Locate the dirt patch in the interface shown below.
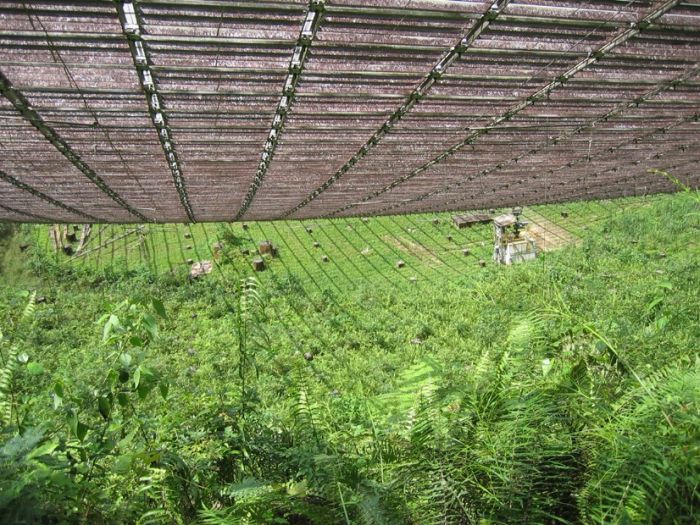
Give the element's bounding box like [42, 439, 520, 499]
[525, 211, 581, 251]
[383, 235, 443, 267]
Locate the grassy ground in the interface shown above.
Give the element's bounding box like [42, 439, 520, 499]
[31, 195, 663, 294]
[1, 193, 698, 524]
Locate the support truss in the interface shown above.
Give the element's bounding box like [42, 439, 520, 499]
[0, 0, 697, 224]
[281, 0, 512, 219]
[376, 62, 700, 215]
[408, 114, 699, 216]
[533, 140, 700, 208]
[0, 202, 56, 223]
[116, 0, 196, 223]
[233, 0, 326, 221]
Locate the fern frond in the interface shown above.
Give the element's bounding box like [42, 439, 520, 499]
[197, 507, 239, 525]
[611, 358, 681, 414]
[0, 347, 18, 427]
[136, 467, 187, 525]
[506, 313, 547, 354]
[292, 385, 322, 445]
[374, 357, 441, 428]
[21, 291, 36, 324]
[239, 277, 264, 321]
[579, 366, 700, 524]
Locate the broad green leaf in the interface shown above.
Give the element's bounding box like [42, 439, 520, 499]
[98, 396, 112, 420]
[137, 381, 154, 400]
[142, 313, 158, 340]
[118, 428, 138, 450]
[114, 454, 132, 474]
[26, 362, 44, 375]
[134, 450, 161, 465]
[656, 316, 669, 332]
[76, 421, 89, 442]
[53, 382, 64, 405]
[119, 353, 132, 368]
[152, 298, 167, 319]
[159, 380, 169, 400]
[27, 440, 58, 460]
[103, 314, 121, 342]
[645, 297, 664, 314]
[117, 392, 129, 407]
[67, 410, 78, 437]
[133, 366, 141, 389]
[107, 369, 119, 387]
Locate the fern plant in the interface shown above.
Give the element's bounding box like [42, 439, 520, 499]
[235, 277, 269, 417]
[390, 313, 586, 524]
[0, 291, 36, 429]
[0, 343, 17, 428]
[579, 362, 700, 524]
[0, 292, 69, 524]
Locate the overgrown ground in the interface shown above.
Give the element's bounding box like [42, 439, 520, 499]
[1, 194, 698, 524]
[28, 196, 659, 290]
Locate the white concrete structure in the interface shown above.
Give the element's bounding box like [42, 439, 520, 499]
[493, 213, 538, 265]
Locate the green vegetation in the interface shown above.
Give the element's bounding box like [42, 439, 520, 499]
[31, 197, 640, 288]
[1, 193, 698, 524]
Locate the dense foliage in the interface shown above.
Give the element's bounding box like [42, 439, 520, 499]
[1, 194, 698, 524]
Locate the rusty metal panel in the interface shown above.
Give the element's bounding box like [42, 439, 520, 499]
[0, 0, 698, 223]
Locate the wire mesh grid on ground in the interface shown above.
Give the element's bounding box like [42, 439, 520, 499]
[41, 194, 667, 296]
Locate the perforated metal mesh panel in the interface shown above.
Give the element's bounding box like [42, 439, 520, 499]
[1, 1, 698, 223]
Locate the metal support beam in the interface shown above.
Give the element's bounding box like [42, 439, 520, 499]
[376, 61, 700, 216]
[405, 112, 699, 216]
[0, 202, 58, 223]
[281, 0, 512, 219]
[116, 0, 196, 223]
[233, 0, 325, 221]
[0, 0, 696, 223]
